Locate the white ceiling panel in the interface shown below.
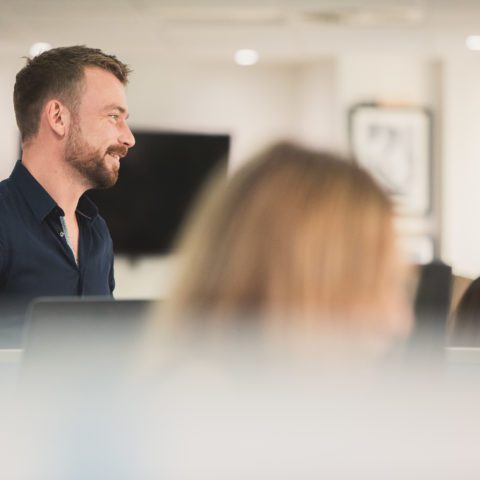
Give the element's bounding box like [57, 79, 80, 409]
[1, 0, 480, 61]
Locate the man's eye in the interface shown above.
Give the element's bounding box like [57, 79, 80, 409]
[109, 114, 119, 121]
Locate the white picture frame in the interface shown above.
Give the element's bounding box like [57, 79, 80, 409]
[349, 104, 432, 216]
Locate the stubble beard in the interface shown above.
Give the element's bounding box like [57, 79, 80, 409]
[65, 121, 127, 190]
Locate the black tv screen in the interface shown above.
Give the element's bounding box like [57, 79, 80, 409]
[88, 130, 230, 255]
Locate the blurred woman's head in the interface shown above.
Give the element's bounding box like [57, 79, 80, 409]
[167, 142, 412, 352]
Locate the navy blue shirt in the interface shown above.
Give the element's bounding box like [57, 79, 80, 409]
[0, 161, 115, 299]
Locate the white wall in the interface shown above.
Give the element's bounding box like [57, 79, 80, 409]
[442, 57, 480, 277]
[291, 60, 340, 152]
[0, 56, 23, 179]
[127, 59, 301, 171]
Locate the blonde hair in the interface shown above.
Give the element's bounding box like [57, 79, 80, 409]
[167, 142, 405, 332]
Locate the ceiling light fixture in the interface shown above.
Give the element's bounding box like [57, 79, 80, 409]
[466, 35, 480, 51]
[29, 42, 52, 58]
[234, 49, 259, 66]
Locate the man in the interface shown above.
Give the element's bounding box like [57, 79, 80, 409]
[0, 45, 135, 299]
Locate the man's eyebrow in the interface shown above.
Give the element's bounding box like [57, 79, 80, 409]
[105, 104, 130, 119]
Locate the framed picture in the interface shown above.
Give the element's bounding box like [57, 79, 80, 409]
[349, 103, 432, 216]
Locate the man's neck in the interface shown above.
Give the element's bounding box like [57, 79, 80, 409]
[22, 148, 86, 218]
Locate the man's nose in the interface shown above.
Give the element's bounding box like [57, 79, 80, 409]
[120, 123, 135, 148]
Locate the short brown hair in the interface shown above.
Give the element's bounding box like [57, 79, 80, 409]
[14, 45, 131, 141]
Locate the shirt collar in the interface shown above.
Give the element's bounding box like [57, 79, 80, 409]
[77, 194, 99, 221]
[10, 160, 99, 223]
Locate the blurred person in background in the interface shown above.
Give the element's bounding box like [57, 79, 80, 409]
[155, 142, 413, 363]
[450, 276, 480, 347]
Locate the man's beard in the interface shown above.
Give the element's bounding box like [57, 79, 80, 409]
[65, 122, 128, 190]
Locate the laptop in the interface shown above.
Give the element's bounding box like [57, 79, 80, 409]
[20, 297, 153, 387]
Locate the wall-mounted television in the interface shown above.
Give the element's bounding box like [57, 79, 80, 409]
[88, 130, 230, 256]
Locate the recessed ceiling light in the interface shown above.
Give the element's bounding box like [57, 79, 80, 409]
[466, 35, 480, 51]
[234, 49, 259, 66]
[29, 42, 52, 58]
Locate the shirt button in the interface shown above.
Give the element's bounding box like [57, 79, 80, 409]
[59, 232, 65, 237]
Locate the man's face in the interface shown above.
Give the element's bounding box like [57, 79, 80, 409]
[65, 66, 135, 189]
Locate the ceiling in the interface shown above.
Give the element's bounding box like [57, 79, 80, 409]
[2, 0, 480, 62]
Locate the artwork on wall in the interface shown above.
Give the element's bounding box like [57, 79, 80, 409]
[349, 103, 432, 216]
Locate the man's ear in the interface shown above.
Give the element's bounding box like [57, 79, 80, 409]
[44, 99, 71, 137]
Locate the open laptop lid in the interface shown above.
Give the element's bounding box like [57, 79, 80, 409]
[20, 297, 153, 387]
